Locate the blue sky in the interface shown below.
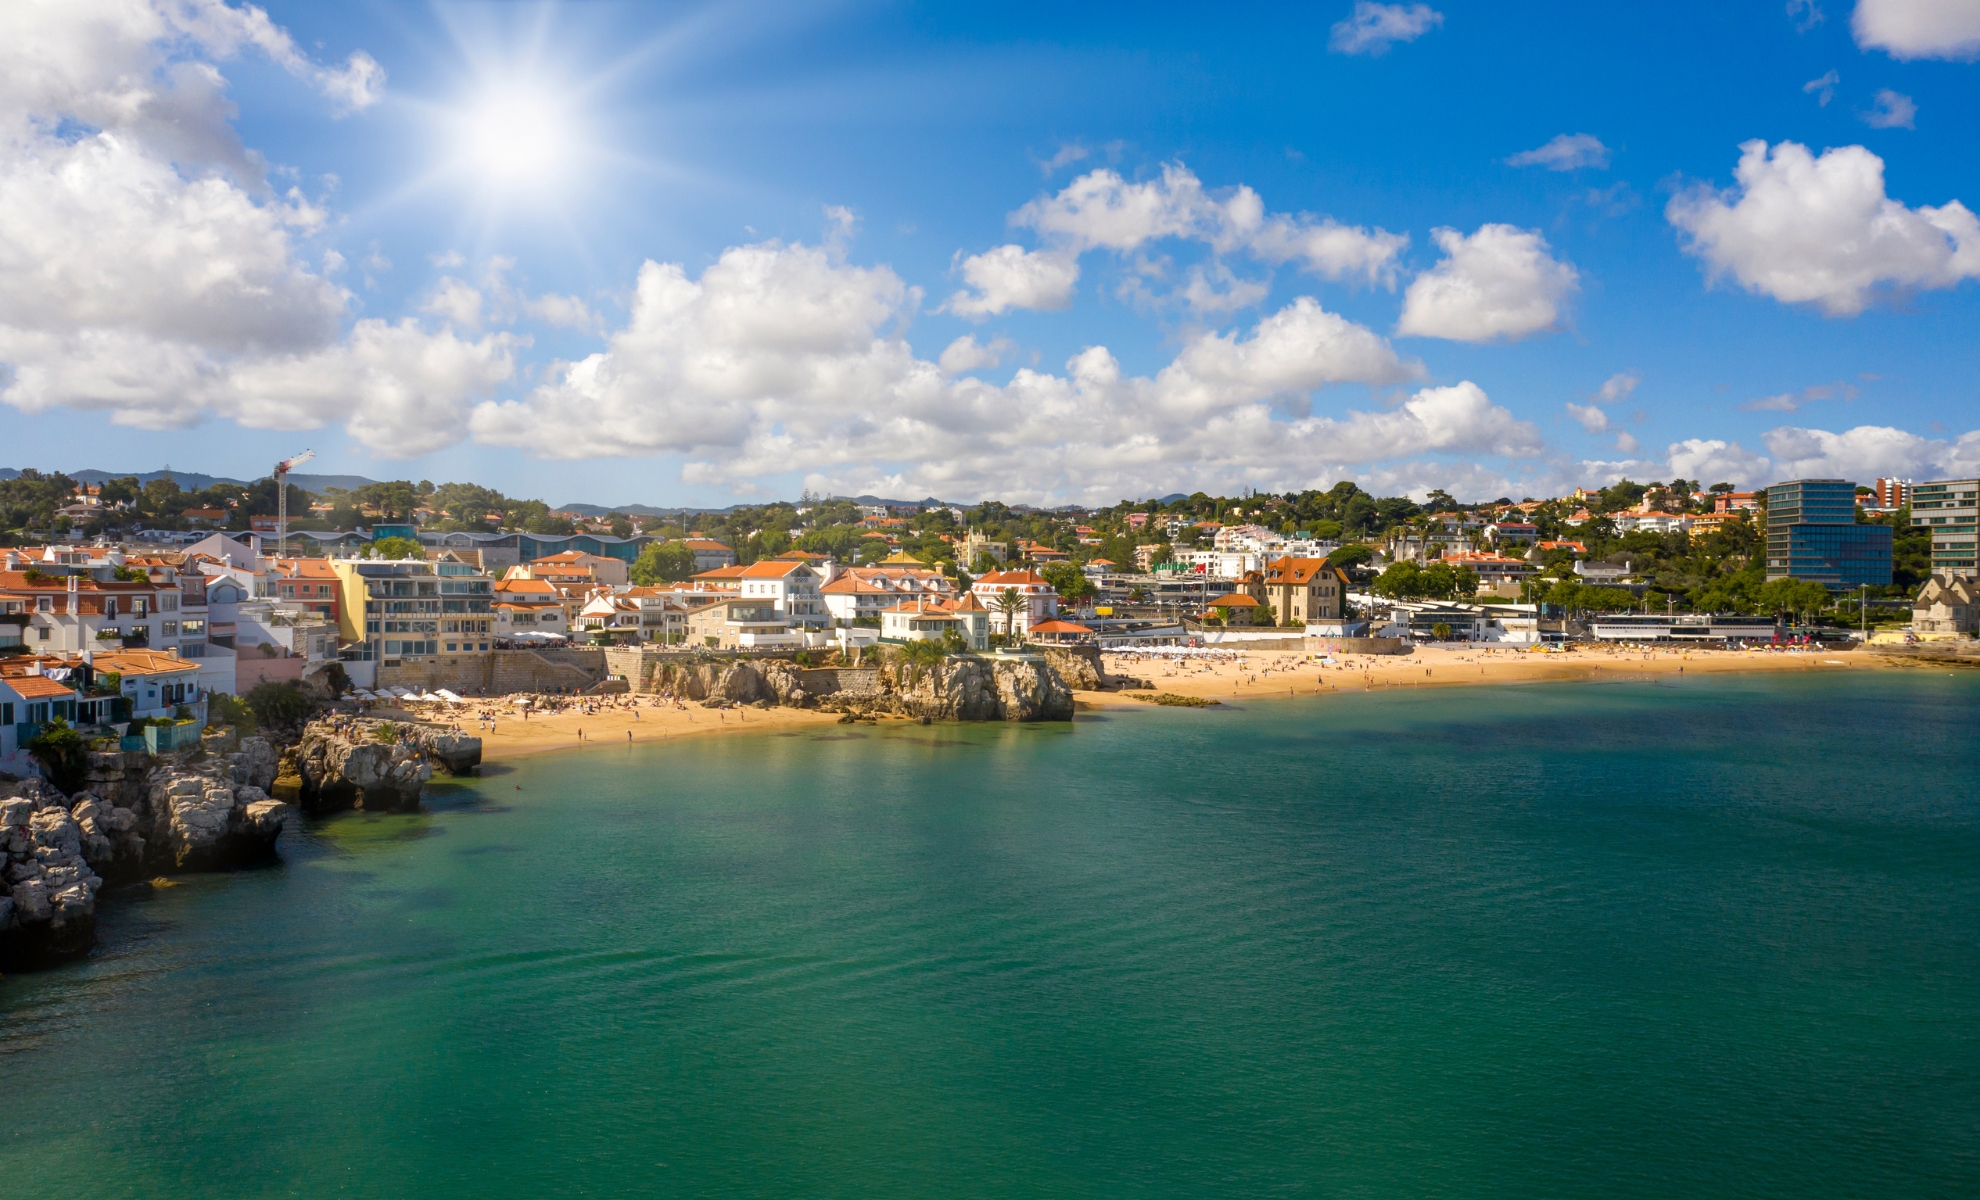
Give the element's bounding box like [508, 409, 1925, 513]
[3, 0, 1978, 505]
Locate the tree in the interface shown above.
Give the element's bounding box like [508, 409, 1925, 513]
[246, 681, 311, 728]
[629, 541, 696, 585]
[1431, 622, 1453, 641]
[367, 536, 424, 560]
[1039, 562, 1095, 604]
[993, 588, 1028, 639]
[607, 512, 634, 540]
[1326, 543, 1375, 571]
[25, 718, 87, 795]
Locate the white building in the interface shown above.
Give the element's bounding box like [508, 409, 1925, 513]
[736, 559, 828, 627]
[970, 569, 1059, 637]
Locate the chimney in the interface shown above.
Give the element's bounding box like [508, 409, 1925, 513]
[66, 573, 79, 616]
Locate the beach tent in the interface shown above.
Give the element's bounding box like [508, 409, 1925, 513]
[435, 689, 464, 704]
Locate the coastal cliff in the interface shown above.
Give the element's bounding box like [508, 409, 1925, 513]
[647, 654, 1073, 722]
[2, 731, 294, 966]
[286, 718, 482, 814]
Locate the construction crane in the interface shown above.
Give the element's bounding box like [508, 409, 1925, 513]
[273, 449, 315, 561]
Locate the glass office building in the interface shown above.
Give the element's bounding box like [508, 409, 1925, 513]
[1765, 479, 1892, 589]
[1908, 478, 1979, 577]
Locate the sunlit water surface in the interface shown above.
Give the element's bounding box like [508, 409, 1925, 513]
[3, 671, 1977, 1198]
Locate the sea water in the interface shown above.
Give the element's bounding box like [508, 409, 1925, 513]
[2, 671, 1976, 1197]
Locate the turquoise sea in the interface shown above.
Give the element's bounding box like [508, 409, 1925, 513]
[2, 671, 1977, 1197]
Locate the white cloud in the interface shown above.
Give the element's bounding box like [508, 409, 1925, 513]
[1763, 423, 1980, 479]
[421, 278, 484, 329]
[1788, 1, 1826, 32]
[1036, 143, 1091, 175]
[1396, 224, 1579, 342]
[1665, 438, 1773, 488]
[1739, 379, 1859, 412]
[1565, 402, 1610, 433]
[463, 236, 1528, 504]
[1001, 163, 1408, 301]
[944, 245, 1080, 316]
[1860, 87, 1917, 129]
[1853, 0, 1980, 61]
[938, 335, 1013, 374]
[1667, 139, 1980, 315]
[1596, 371, 1640, 403]
[1013, 163, 1210, 253]
[0, 1, 519, 457]
[1329, 3, 1444, 56]
[1803, 69, 1839, 106]
[524, 293, 600, 332]
[1506, 133, 1610, 171]
[1614, 432, 1640, 455]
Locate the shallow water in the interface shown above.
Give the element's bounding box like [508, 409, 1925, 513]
[3, 672, 1977, 1197]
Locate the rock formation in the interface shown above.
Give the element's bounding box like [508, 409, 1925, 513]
[289, 718, 482, 814]
[1, 733, 294, 966]
[645, 653, 1073, 722]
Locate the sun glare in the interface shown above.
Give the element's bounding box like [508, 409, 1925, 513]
[457, 87, 574, 186]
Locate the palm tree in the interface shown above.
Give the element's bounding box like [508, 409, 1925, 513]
[993, 588, 1027, 643]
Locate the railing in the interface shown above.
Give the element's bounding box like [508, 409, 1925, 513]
[142, 720, 202, 753]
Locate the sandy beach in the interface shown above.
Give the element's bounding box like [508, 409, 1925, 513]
[367, 644, 1884, 760]
[374, 693, 842, 761]
[1086, 642, 1882, 707]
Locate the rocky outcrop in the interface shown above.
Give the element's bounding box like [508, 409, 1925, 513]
[291, 718, 482, 814]
[652, 659, 812, 707]
[1040, 646, 1104, 691]
[1, 741, 295, 966]
[873, 656, 1074, 722]
[647, 653, 1072, 722]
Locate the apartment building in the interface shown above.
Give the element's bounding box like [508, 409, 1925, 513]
[1764, 479, 1892, 588]
[332, 557, 494, 664]
[1908, 479, 1978, 577]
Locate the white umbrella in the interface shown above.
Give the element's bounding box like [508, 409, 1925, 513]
[435, 688, 463, 704]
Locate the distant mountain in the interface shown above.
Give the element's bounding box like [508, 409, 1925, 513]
[555, 494, 975, 517]
[2, 467, 381, 494]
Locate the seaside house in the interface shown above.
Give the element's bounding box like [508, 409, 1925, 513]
[1204, 592, 1265, 626]
[969, 569, 1059, 638]
[686, 598, 796, 649]
[1260, 557, 1348, 627]
[331, 556, 495, 668]
[877, 594, 990, 650]
[0, 562, 173, 655]
[271, 558, 342, 624]
[1912, 573, 1979, 638]
[736, 559, 828, 628]
[682, 538, 738, 572]
[0, 667, 82, 773]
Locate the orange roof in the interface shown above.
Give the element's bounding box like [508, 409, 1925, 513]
[273, 558, 338, 578]
[820, 577, 894, 595]
[974, 569, 1049, 587]
[692, 564, 748, 581]
[738, 559, 811, 579]
[953, 593, 987, 612]
[682, 539, 732, 551]
[1262, 557, 1334, 586]
[1206, 593, 1261, 607]
[82, 649, 197, 677]
[2, 674, 78, 700]
[1028, 619, 1093, 634]
[493, 577, 560, 597]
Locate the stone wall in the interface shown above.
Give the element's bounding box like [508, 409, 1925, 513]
[378, 648, 607, 695]
[796, 667, 884, 698]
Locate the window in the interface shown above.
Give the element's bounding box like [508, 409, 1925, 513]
[162, 620, 179, 636]
[37, 597, 52, 613]
[161, 593, 177, 612]
[180, 619, 206, 637]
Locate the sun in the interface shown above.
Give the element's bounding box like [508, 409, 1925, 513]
[454, 85, 576, 186]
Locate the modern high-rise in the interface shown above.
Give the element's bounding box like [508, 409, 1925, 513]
[1764, 479, 1892, 589]
[1908, 479, 1979, 578]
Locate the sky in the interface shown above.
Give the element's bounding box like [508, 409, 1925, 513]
[3, 0, 1979, 508]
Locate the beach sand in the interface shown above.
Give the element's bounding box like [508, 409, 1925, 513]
[369, 644, 1881, 760]
[374, 694, 842, 762]
[1082, 642, 1880, 708]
